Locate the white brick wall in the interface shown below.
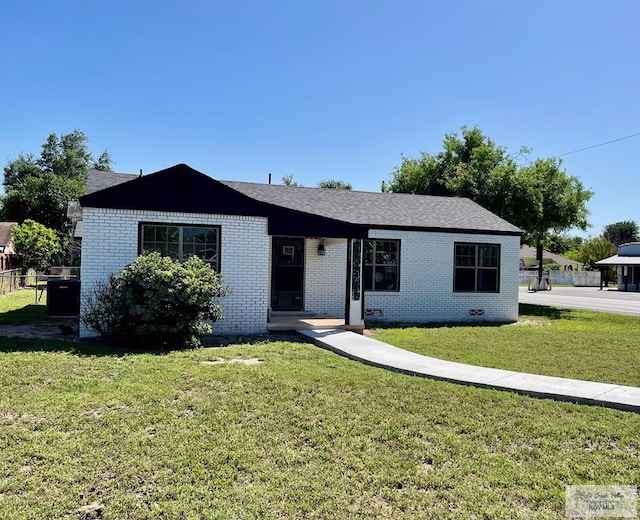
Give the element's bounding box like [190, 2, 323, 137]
[365, 230, 520, 323]
[304, 238, 347, 317]
[81, 209, 519, 336]
[80, 208, 270, 337]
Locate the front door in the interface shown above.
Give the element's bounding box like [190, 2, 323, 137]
[271, 237, 304, 310]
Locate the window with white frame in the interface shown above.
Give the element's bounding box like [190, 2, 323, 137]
[454, 242, 500, 292]
[364, 239, 400, 291]
[140, 224, 220, 270]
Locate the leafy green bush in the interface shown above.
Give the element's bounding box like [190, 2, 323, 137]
[82, 252, 231, 349]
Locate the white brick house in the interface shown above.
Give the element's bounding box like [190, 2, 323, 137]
[79, 164, 522, 337]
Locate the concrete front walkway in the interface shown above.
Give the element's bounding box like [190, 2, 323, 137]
[298, 329, 640, 413]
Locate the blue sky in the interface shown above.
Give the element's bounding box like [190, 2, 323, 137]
[2, 1, 639, 237]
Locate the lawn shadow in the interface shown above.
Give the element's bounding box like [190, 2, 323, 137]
[0, 305, 49, 325]
[518, 303, 575, 320]
[0, 332, 302, 357]
[0, 335, 135, 357]
[365, 320, 506, 331]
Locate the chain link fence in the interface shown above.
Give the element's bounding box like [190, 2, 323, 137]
[0, 267, 80, 297]
[0, 269, 21, 295]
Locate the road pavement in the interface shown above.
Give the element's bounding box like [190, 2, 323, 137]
[519, 286, 640, 316]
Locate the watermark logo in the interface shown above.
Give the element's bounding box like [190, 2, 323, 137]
[566, 485, 637, 518]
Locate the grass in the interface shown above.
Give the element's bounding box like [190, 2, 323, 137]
[1, 294, 639, 518]
[372, 304, 640, 387]
[0, 289, 48, 325]
[0, 337, 639, 519]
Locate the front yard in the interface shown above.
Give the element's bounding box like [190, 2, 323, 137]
[374, 304, 640, 387]
[0, 292, 638, 519]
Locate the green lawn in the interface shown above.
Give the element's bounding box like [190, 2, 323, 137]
[373, 304, 640, 387]
[0, 335, 639, 519]
[0, 289, 47, 325]
[1, 296, 639, 518]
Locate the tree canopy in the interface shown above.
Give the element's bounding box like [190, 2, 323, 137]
[2, 175, 84, 232]
[602, 220, 638, 246]
[385, 126, 593, 278]
[546, 233, 584, 255]
[382, 127, 525, 215]
[281, 175, 301, 186]
[1, 130, 113, 234]
[317, 179, 352, 190]
[515, 157, 592, 245]
[571, 237, 617, 270]
[280, 175, 353, 189]
[11, 219, 60, 270]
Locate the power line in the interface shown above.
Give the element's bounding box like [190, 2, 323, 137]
[555, 131, 640, 158]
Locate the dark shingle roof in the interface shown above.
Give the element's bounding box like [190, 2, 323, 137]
[84, 167, 522, 235]
[221, 181, 521, 234]
[86, 169, 137, 194]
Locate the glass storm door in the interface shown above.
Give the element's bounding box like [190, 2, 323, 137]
[271, 237, 304, 310]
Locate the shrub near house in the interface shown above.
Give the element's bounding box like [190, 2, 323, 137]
[82, 252, 231, 349]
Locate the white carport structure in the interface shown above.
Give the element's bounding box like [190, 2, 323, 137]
[596, 242, 640, 291]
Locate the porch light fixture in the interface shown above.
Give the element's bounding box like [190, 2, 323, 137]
[317, 239, 326, 256]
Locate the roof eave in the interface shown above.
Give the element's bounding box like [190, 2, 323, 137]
[367, 224, 523, 236]
[596, 255, 640, 265]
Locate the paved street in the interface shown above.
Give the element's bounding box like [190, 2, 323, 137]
[519, 286, 640, 316]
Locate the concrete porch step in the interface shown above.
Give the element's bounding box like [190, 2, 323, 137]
[270, 311, 318, 318]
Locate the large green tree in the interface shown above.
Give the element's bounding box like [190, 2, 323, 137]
[383, 127, 525, 218]
[2, 175, 84, 231]
[2, 129, 113, 233]
[516, 158, 592, 279]
[602, 220, 638, 246]
[385, 127, 593, 280]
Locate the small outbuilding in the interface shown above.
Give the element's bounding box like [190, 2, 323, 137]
[596, 242, 640, 291]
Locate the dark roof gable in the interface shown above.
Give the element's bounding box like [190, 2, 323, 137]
[81, 164, 266, 216]
[80, 165, 367, 238]
[81, 164, 522, 236]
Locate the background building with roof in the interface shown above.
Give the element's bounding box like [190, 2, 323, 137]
[0, 222, 19, 271]
[596, 242, 640, 291]
[519, 245, 582, 271]
[78, 164, 522, 337]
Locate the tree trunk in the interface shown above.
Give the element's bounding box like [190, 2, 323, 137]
[537, 243, 544, 283]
